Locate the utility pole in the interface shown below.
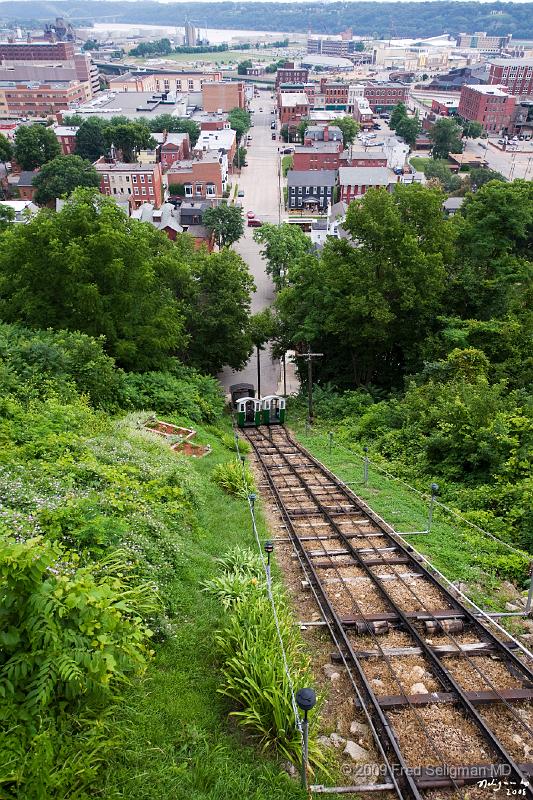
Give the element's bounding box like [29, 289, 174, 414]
[295, 344, 323, 426]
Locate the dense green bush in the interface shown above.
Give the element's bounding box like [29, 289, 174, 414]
[205, 548, 324, 769]
[212, 459, 256, 498]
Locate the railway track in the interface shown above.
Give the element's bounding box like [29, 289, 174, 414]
[243, 425, 533, 799]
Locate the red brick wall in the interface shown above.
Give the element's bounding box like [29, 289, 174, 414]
[202, 82, 244, 113]
[293, 151, 342, 170]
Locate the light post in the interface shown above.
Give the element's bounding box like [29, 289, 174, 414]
[264, 540, 273, 586]
[296, 687, 317, 791]
[428, 483, 439, 533]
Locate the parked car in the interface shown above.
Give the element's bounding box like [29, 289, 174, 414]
[272, 132, 276, 139]
[246, 211, 256, 219]
[366, 132, 377, 139]
[237, 190, 245, 197]
[248, 218, 263, 227]
[259, 107, 263, 112]
[271, 121, 276, 129]
[242, 161, 249, 167]
[282, 147, 294, 154]
[372, 123, 381, 130]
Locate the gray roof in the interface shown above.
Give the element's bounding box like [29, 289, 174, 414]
[338, 166, 395, 186]
[295, 142, 342, 154]
[490, 58, 533, 67]
[330, 200, 347, 219]
[16, 170, 38, 187]
[132, 202, 182, 233]
[306, 125, 342, 139]
[443, 196, 465, 211]
[349, 151, 387, 160]
[287, 170, 337, 187]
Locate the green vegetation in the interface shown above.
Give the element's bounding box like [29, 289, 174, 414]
[204, 547, 323, 766]
[13, 125, 60, 170]
[329, 116, 360, 147]
[282, 155, 293, 176]
[32, 154, 100, 205]
[228, 107, 252, 143]
[212, 459, 256, 498]
[423, 158, 463, 192]
[409, 156, 431, 172]
[202, 203, 245, 249]
[0, 320, 308, 798]
[0, 189, 254, 374]
[429, 117, 464, 159]
[238, 59, 253, 74]
[274, 179, 533, 557]
[389, 102, 421, 147]
[253, 223, 313, 287]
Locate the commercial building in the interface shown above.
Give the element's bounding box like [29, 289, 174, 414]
[0, 41, 99, 97]
[488, 59, 533, 97]
[167, 152, 226, 199]
[458, 84, 516, 133]
[304, 124, 343, 144]
[109, 70, 222, 94]
[456, 32, 512, 53]
[0, 79, 91, 118]
[431, 98, 459, 116]
[275, 63, 309, 88]
[319, 79, 349, 108]
[94, 159, 164, 209]
[286, 169, 336, 211]
[279, 92, 309, 126]
[346, 151, 387, 168]
[65, 91, 188, 122]
[301, 54, 355, 72]
[338, 166, 396, 202]
[307, 30, 365, 59]
[363, 82, 409, 111]
[202, 81, 245, 113]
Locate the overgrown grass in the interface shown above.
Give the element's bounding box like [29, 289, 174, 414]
[289, 412, 530, 611]
[100, 417, 307, 799]
[282, 155, 293, 176]
[409, 156, 432, 171]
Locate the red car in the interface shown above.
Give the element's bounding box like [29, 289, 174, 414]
[248, 218, 262, 227]
[246, 211, 255, 219]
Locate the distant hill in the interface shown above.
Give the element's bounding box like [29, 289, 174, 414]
[1, 1, 532, 39]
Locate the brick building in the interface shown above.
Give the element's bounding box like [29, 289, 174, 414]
[303, 124, 343, 144]
[320, 79, 349, 107]
[167, 153, 225, 199]
[363, 83, 409, 111]
[0, 79, 91, 117]
[458, 84, 516, 133]
[194, 128, 236, 168]
[279, 92, 309, 126]
[431, 98, 459, 116]
[488, 59, 533, 97]
[150, 132, 191, 169]
[346, 151, 387, 167]
[292, 141, 343, 171]
[0, 41, 75, 61]
[202, 81, 245, 112]
[54, 125, 78, 154]
[275, 63, 309, 88]
[94, 159, 164, 209]
[0, 41, 99, 97]
[109, 70, 222, 94]
[338, 166, 396, 202]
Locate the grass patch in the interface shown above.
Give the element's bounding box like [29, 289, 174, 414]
[100, 417, 307, 799]
[288, 413, 528, 613]
[282, 155, 293, 177]
[409, 156, 432, 172]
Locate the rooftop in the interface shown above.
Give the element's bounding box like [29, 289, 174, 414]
[490, 58, 533, 67]
[287, 169, 337, 187]
[167, 152, 223, 171]
[71, 90, 187, 119]
[94, 160, 160, 173]
[463, 84, 512, 96]
[53, 125, 79, 136]
[348, 151, 387, 160]
[339, 166, 396, 185]
[295, 142, 342, 154]
[194, 129, 236, 151]
[280, 92, 309, 107]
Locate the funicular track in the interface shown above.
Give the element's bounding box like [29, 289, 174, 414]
[243, 425, 533, 799]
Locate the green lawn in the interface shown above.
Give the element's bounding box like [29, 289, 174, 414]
[409, 156, 432, 172]
[282, 155, 293, 177]
[101, 418, 307, 800]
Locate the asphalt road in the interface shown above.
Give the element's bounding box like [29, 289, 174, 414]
[218, 93, 289, 399]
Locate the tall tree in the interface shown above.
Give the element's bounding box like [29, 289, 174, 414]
[0, 189, 186, 371]
[32, 155, 100, 205]
[429, 117, 463, 160]
[331, 116, 359, 147]
[389, 102, 408, 131]
[459, 119, 483, 139]
[13, 125, 60, 170]
[247, 308, 276, 396]
[75, 118, 109, 162]
[0, 204, 15, 233]
[253, 223, 313, 287]
[237, 59, 253, 75]
[0, 133, 13, 168]
[105, 122, 155, 163]
[203, 204, 244, 248]
[395, 115, 421, 148]
[227, 108, 251, 143]
[148, 115, 200, 146]
[276, 184, 456, 388]
[424, 159, 462, 192]
[183, 247, 255, 374]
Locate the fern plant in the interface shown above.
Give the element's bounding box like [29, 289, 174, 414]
[211, 459, 255, 498]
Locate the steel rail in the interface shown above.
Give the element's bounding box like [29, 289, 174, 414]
[246, 427, 533, 797]
[244, 429, 422, 800]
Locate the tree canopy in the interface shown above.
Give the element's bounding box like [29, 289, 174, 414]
[227, 108, 251, 143]
[0, 189, 255, 374]
[253, 223, 313, 287]
[203, 203, 245, 248]
[32, 155, 100, 205]
[0, 133, 12, 165]
[330, 116, 359, 147]
[429, 117, 464, 160]
[13, 125, 61, 170]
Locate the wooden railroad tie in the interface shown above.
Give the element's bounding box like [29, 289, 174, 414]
[356, 688, 533, 709]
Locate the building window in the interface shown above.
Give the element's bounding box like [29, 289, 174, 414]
[184, 184, 193, 197]
[195, 183, 203, 195]
[147, 174, 153, 183]
[188, 80, 194, 90]
[176, 80, 182, 90]
[140, 175, 145, 183]
[132, 175, 137, 183]
[206, 183, 216, 196]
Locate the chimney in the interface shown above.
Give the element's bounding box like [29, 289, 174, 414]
[324, 125, 329, 142]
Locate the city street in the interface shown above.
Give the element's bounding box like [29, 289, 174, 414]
[218, 93, 296, 399]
